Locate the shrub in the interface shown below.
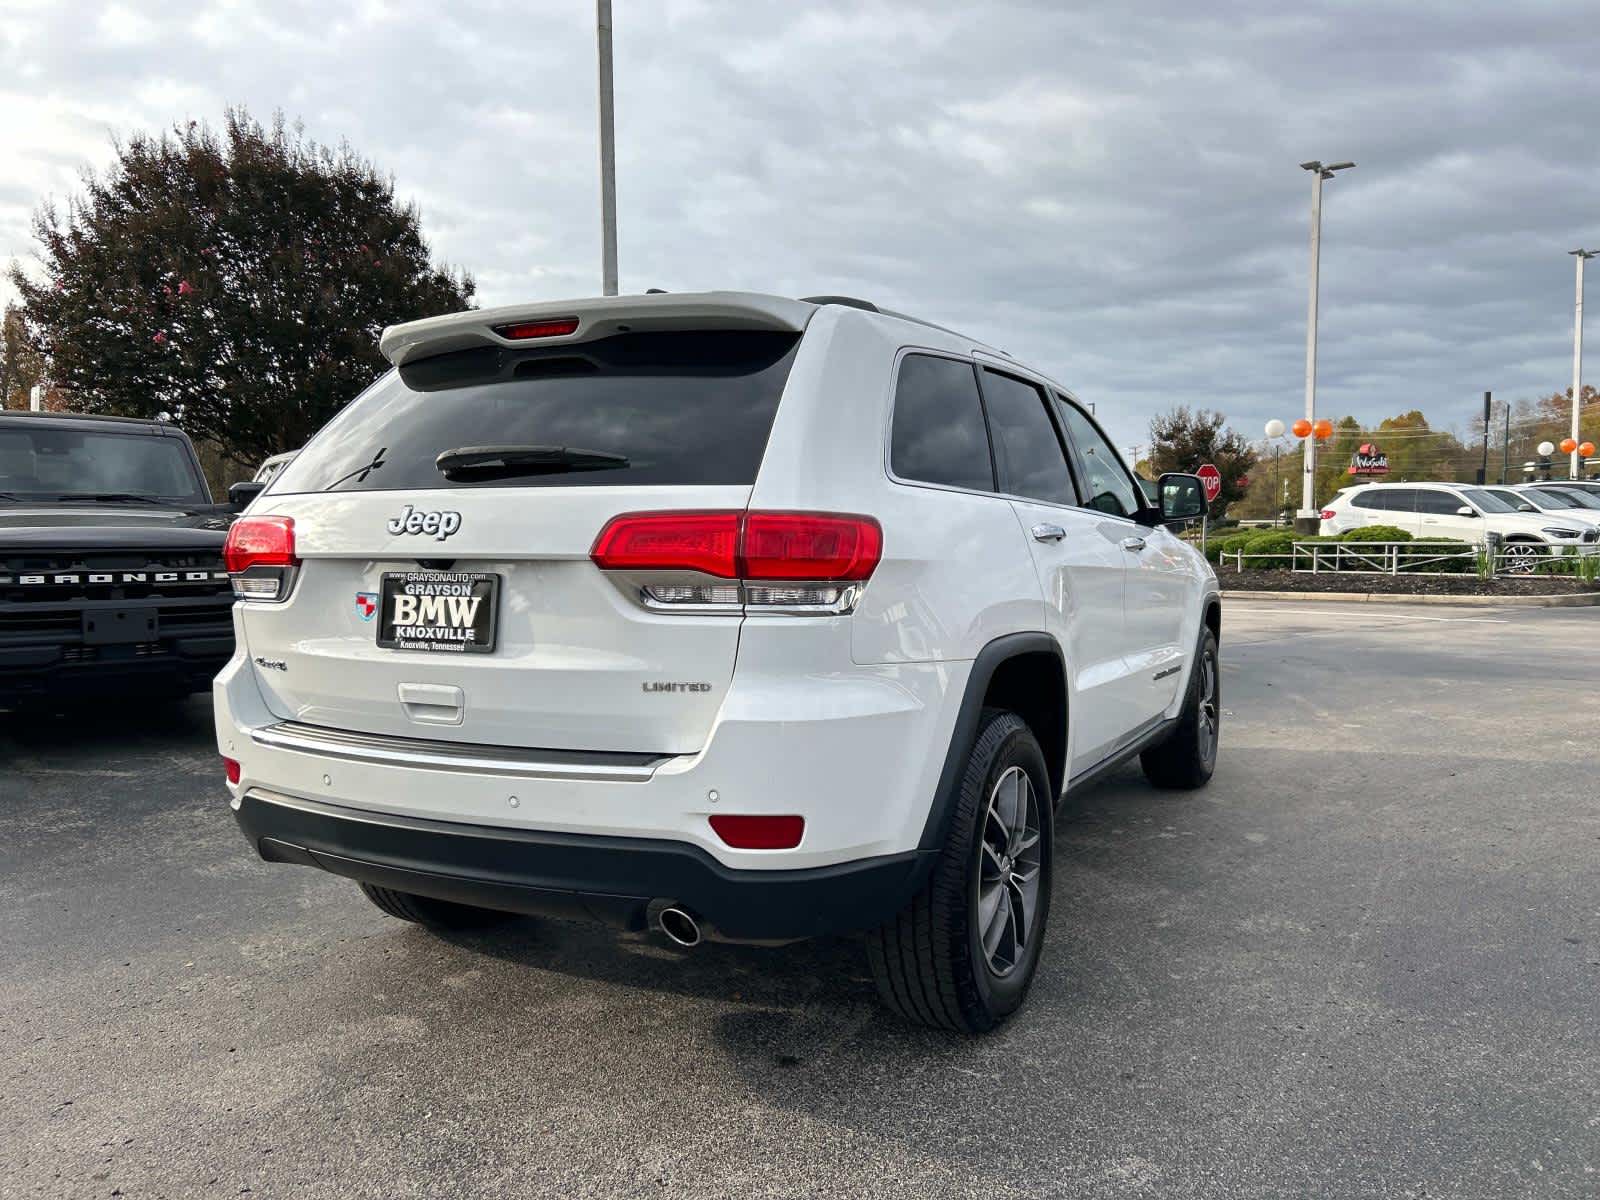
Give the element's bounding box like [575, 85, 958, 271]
[1339, 525, 1412, 543]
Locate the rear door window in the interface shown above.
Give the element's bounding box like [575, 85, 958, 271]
[978, 370, 1076, 506]
[1414, 489, 1461, 514]
[269, 331, 801, 494]
[1352, 489, 1386, 510]
[889, 354, 996, 491]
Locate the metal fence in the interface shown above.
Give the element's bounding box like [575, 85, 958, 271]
[1220, 539, 1600, 578]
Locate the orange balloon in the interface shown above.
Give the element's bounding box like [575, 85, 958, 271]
[1560, 437, 1578, 454]
[1313, 419, 1334, 440]
[1291, 418, 1313, 438]
[1580, 441, 1596, 458]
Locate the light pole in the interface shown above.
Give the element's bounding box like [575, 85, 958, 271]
[597, 0, 619, 296]
[1297, 159, 1355, 532]
[1569, 250, 1595, 479]
[1264, 419, 1286, 525]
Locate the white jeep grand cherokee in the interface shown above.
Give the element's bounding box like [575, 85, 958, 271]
[216, 292, 1221, 1032]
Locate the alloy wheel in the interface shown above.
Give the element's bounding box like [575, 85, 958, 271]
[1197, 649, 1219, 766]
[977, 765, 1043, 977]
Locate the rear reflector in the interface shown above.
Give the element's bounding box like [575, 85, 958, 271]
[708, 814, 805, 850]
[493, 317, 580, 340]
[223, 756, 241, 784]
[591, 511, 881, 583]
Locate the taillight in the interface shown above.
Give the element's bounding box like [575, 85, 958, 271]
[739, 512, 882, 581]
[224, 515, 299, 601]
[590, 511, 882, 613]
[1320, 509, 1336, 520]
[492, 316, 580, 340]
[590, 511, 740, 577]
[708, 814, 805, 850]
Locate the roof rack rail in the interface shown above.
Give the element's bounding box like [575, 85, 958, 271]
[799, 294, 995, 349]
[799, 295, 879, 312]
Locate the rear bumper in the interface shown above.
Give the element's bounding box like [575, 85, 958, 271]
[234, 787, 928, 941]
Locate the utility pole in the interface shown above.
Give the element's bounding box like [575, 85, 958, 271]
[1478, 391, 1490, 484]
[597, 0, 619, 296]
[1501, 402, 1509, 484]
[1570, 250, 1595, 479]
[1297, 160, 1354, 531]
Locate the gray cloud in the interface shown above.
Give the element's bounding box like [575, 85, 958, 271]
[2, 0, 1597, 451]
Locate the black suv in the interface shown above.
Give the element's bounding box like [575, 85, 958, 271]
[0, 411, 237, 708]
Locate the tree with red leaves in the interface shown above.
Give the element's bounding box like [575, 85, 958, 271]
[7, 109, 474, 469]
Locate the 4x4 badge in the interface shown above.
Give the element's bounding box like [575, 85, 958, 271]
[354, 592, 378, 621]
[386, 503, 462, 540]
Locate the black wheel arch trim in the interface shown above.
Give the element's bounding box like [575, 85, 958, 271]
[915, 631, 1068, 858]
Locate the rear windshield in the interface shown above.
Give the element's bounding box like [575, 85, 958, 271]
[0, 426, 208, 503]
[268, 330, 801, 494]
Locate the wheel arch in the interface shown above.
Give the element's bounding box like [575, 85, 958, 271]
[916, 632, 1068, 856]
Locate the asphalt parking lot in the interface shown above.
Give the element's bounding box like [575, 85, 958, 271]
[3, 601, 1597, 1199]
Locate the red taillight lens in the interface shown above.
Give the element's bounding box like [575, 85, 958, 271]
[590, 511, 882, 583]
[739, 512, 882, 581]
[493, 317, 580, 340]
[224, 515, 297, 573]
[1320, 509, 1336, 520]
[591, 511, 741, 577]
[708, 814, 805, 850]
[223, 756, 241, 784]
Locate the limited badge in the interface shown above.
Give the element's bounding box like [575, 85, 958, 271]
[354, 592, 379, 621]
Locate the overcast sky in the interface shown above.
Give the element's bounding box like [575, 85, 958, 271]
[3, 0, 1597, 452]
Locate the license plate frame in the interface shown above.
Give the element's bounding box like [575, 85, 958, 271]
[376, 571, 500, 655]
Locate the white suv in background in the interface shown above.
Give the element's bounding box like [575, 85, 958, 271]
[216, 291, 1220, 1033]
[1482, 485, 1600, 532]
[1320, 481, 1600, 571]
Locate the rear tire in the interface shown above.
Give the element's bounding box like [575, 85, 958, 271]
[1140, 626, 1220, 790]
[867, 712, 1053, 1033]
[358, 883, 512, 930]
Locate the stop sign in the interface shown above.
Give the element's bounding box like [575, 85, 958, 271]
[1196, 463, 1223, 503]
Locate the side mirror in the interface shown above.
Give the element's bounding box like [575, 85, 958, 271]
[1157, 472, 1207, 522]
[1456, 505, 1477, 517]
[228, 481, 266, 511]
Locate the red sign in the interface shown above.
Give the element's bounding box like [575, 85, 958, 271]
[1348, 443, 1389, 476]
[1196, 463, 1223, 502]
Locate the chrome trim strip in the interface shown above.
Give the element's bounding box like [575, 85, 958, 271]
[250, 721, 672, 781]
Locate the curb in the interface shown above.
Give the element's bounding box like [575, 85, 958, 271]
[1221, 589, 1600, 608]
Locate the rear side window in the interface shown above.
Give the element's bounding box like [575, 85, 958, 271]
[979, 370, 1076, 506]
[1351, 489, 1385, 510]
[889, 354, 995, 492]
[269, 331, 801, 493]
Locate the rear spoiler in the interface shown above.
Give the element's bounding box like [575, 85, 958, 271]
[379, 291, 816, 367]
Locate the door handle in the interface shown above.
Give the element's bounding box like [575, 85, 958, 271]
[1120, 536, 1147, 552]
[1031, 523, 1066, 542]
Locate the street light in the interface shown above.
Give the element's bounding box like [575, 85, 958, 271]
[1264, 419, 1286, 526]
[1296, 159, 1355, 532]
[1569, 249, 1595, 479]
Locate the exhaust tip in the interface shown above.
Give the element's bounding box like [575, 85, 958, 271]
[657, 906, 702, 948]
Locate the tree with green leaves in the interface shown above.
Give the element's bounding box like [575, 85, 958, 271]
[7, 109, 474, 468]
[1148, 406, 1258, 520]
